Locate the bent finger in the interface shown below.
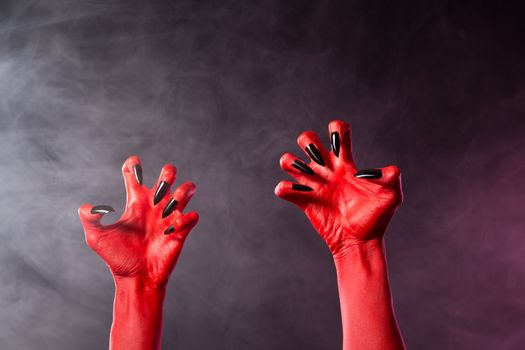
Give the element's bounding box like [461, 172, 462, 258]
[121, 155, 143, 206]
[153, 163, 177, 206]
[328, 120, 355, 167]
[164, 211, 199, 239]
[279, 153, 325, 185]
[297, 131, 333, 172]
[78, 203, 113, 246]
[354, 165, 401, 188]
[172, 181, 197, 212]
[274, 180, 317, 208]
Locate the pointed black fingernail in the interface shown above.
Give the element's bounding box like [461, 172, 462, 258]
[133, 164, 143, 185]
[292, 160, 315, 176]
[305, 144, 325, 166]
[162, 198, 179, 218]
[292, 184, 313, 192]
[154, 181, 169, 205]
[354, 169, 382, 179]
[91, 205, 115, 214]
[164, 225, 175, 235]
[331, 132, 340, 157]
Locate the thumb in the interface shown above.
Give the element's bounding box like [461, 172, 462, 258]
[78, 203, 111, 226]
[78, 204, 112, 245]
[380, 165, 402, 188]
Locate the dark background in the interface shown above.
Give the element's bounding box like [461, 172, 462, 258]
[1, 1, 524, 349]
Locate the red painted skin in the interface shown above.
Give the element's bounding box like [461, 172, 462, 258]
[78, 155, 199, 350]
[275, 120, 406, 350]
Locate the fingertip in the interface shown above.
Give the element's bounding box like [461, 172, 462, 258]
[78, 203, 92, 218]
[274, 181, 287, 198]
[328, 120, 351, 132]
[328, 120, 352, 142]
[159, 163, 177, 184]
[388, 165, 401, 177]
[189, 181, 197, 198]
[78, 204, 102, 224]
[176, 211, 199, 232]
[122, 155, 141, 174]
[183, 181, 197, 193]
[279, 153, 294, 170]
[169, 181, 197, 211]
[382, 165, 401, 186]
[296, 131, 318, 147]
[78, 204, 88, 217]
[186, 211, 199, 225]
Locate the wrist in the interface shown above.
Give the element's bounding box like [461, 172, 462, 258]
[114, 276, 167, 299]
[332, 238, 386, 269]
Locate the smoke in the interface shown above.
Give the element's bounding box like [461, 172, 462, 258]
[0, 0, 524, 349]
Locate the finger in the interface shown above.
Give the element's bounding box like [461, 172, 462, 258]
[176, 211, 199, 233]
[354, 165, 401, 187]
[161, 181, 196, 219]
[153, 164, 177, 206]
[78, 204, 110, 227]
[297, 131, 333, 171]
[279, 153, 325, 185]
[164, 211, 199, 239]
[274, 180, 316, 208]
[328, 120, 355, 167]
[78, 203, 111, 245]
[172, 181, 197, 212]
[354, 168, 382, 179]
[121, 155, 143, 205]
[162, 198, 179, 219]
[380, 165, 401, 188]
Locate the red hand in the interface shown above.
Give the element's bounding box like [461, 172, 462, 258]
[78, 155, 199, 288]
[275, 120, 402, 257]
[78, 156, 199, 350]
[275, 120, 406, 350]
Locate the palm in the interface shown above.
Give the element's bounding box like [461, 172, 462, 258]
[305, 166, 401, 248]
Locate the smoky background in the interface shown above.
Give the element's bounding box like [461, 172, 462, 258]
[0, 0, 524, 349]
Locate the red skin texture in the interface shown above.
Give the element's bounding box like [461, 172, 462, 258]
[78, 155, 199, 350]
[275, 120, 406, 350]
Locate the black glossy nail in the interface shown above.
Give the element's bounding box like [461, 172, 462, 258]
[292, 160, 314, 176]
[292, 184, 313, 192]
[305, 144, 325, 166]
[162, 198, 179, 218]
[154, 181, 169, 205]
[164, 225, 175, 235]
[331, 132, 340, 157]
[133, 164, 143, 185]
[354, 169, 382, 179]
[91, 205, 115, 214]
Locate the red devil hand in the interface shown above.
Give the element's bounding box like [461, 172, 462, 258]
[78, 155, 199, 289]
[275, 120, 406, 350]
[275, 120, 402, 258]
[78, 156, 199, 350]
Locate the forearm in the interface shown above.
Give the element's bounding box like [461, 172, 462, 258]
[334, 239, 405, 350]
[110, 278, 166, 350]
